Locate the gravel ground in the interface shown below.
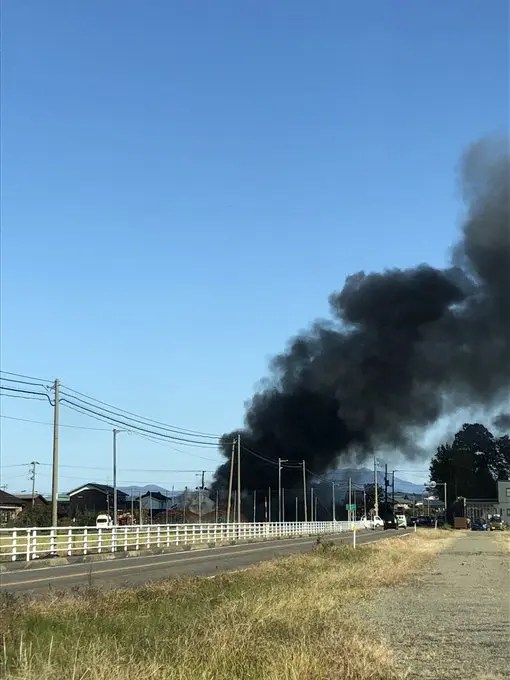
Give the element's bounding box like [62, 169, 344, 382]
[367, 531, 510, 680]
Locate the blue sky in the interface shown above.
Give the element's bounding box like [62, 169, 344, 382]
[1, 1, 508, 494]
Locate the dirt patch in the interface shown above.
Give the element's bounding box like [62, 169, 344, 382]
[365, 531, 510, 680]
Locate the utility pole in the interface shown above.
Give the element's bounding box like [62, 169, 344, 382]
[139, 490, 142, 525]
[51, 378, 60, 527]
[130, 488, 134, 522]
[278, 458, 288, 522]
[149, 490, 153, 524]
[227, 439, 235, 523]
[268, 487, 272, 522]
[315, 496, 318, 522]
[183, 487, 187, 524]
[278, 459, 282, 522]
[302, 461, 308, 522]
[384, 463, 388, 509]
[215, 489, 219, 523]
[348, 477, 352, 523]
[363, 486, 367, 518]
[282, 487, 285, 522]
[391, 470, 395, 509]
[332, 481, 336, 522]
[29, 461, 39, 507]
[374, 456, 379, 519]
[198, 487, 202, 523]
[253, 489, 257, 522]
[113, 429, 118, 525]
[237, 434, 241, 523]
[295, 496, 298, 522]
[310, 487, 314, 522]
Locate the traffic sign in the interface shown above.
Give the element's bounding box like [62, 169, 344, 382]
[345, 503, 356, 511]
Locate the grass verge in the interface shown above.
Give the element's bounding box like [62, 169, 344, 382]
[1, 530, 453, 680]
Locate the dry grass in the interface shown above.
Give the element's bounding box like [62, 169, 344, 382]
[494, 530, 510, 551]
[0, 531, 453, 680]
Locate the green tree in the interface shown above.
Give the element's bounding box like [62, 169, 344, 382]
[430, 423, 509, 503]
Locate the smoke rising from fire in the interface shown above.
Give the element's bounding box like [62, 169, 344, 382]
[214, 139, 510, 491]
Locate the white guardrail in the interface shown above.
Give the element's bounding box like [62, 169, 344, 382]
[0, 521, 367, 562]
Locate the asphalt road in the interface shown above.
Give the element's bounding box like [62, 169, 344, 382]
[0, 528, 412, 595]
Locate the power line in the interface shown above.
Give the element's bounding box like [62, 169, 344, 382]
[0, 386, 53, 404]
[36, 462, 215, 473]
[60, 383, 222, 439]
[58, 398, 220, 446]
[0, 370, 52, 383]
[241, 445, 279, 466]
[0, 376, 51, 389]
[0, 414, 111, 431]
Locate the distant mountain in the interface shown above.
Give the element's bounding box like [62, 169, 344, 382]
[325, 467, 424, 494]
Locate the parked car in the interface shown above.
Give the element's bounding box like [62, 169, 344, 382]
[96, 514, 113, 528]
[471, 518, 490, 531]
[361, 515, 384, 529]
[383, 514, 398, 530]
[415, 515, 433, 527]
[396, 514, 407, 528]
[489, 514, 504, 531]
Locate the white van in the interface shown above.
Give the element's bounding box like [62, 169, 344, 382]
[396, 514, 407, 528]
[96, 514, 113, 528]
[361, 515, 383, 529]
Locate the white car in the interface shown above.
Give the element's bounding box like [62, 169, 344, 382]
[361, 515, 384, 529]
[396, 514, 407, 528]
[96, 514, 113, 528]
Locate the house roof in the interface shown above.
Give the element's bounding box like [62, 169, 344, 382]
[141, 491, 169, 501]
[68, 483, 128, 497]
[13, 494, 50, 504]
[0, 490, 25, 506]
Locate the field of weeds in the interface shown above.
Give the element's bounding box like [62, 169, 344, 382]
[0, 531, 453, 680]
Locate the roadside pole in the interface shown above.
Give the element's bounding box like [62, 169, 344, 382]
[348, 477, 352, 523]
[237, 434, 241, 524]
[51, 379, 60, 528]
[302, 460, 308, 522]
[30, 461, 39, 507]
[113, 429, 118, 525]
[226, 439, 235, 523]
[332, 481, 336, 522]
[374, 456, 379, 519]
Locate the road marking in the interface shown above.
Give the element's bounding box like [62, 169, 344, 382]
[0, 529, 402, 588]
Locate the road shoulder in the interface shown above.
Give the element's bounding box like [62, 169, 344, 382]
[365, 531, 510, 680]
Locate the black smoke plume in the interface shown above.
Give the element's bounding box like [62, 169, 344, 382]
[214, 138, 510, 496]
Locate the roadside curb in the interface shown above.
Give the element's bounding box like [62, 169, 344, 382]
[0, 530, 374, 572]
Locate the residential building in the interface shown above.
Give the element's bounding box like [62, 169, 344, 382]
[497, 480, 510, 519]
[0, 490, 24, 524]
[465, 498, 498, 520]
[68, 483, 128, 517]
[13, 494, 50, 508]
